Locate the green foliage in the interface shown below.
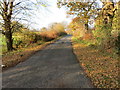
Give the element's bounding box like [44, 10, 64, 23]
[1, 35, 6, 46]
[1, 35, 7, 53]
[12, 29, 42, 48]
[1, 22, 67, 52]
[72, 37, 95, 46]
[112, 4, 120, 36]
[112, 5, 120, 54]
[92, 24, 112, 45]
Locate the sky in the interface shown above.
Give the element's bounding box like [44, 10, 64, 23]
[15, 0, 116, 30]
[28, 0, 72, 30]
[1, 0, 119, 30]
[25, 0, 103, 30]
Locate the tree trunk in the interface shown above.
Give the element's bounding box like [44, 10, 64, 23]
[4, 20, 14, 51]
[5, 31, 13, 51]
[85, 23, 88, 30]
[1, 1, 14, 51]
[85, 19, 89, 31]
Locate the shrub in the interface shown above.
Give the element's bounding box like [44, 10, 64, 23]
[92, 24, 113, 49]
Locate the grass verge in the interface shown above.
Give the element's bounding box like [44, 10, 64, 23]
[72, 38, 119, 88]
[2, 36, 63, 71]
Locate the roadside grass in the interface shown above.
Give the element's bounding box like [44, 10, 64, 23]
[0, 35, 7, 55]
[2, 36, 63, 71]
[72, 37, 119, 88]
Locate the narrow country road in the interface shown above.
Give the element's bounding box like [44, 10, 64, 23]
[2, 35, 94, 88]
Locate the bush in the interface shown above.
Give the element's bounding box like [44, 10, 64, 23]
[40, 29, 67, 42]
[92, 24, 113, 49]
[115, 33, 120, 55]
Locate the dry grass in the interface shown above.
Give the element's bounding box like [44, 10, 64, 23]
[72, 42, 119, 88]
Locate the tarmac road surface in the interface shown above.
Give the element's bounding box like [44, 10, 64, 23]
[2, 35, 94, 88]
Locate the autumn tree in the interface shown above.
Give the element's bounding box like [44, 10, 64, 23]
[57, 0, 97, 30]
[0, 0, 47, 51]
[49, 23, 65, 32]
[40, 27, 48, 32]
[101, 0, 117, 26]
[68, 17, 86, 37]
[93, 0, 119, 49]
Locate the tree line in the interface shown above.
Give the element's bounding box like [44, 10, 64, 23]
[58, 0, 120, 53]
[0, 0, 67, 52]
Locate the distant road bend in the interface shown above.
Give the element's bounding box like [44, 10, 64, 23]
[2, 35, 94, 88]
